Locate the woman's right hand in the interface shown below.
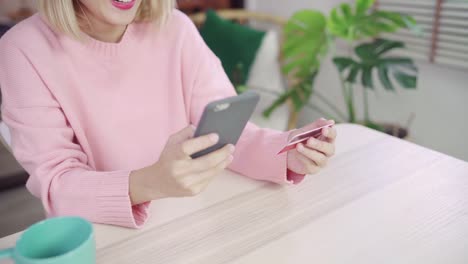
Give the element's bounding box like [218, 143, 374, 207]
[129, 126, 235, 204]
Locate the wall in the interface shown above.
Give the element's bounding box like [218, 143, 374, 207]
[0, 0, 36, 18]
[246, 0, 335, 16]
[247, 0, 468, 161]
[308, 60, 468, 162]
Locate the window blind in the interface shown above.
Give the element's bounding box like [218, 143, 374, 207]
[377, 0, 468, 70]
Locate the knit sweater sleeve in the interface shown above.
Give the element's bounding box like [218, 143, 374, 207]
[0, 38, 149, 228]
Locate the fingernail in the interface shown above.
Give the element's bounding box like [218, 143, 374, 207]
[320, 118, 327, 121]
[209, 134, 219, 142]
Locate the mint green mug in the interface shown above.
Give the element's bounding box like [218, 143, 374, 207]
[0, 217, 95, 264]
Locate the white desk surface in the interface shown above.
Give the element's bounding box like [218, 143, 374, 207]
[1, 124, 467, 264]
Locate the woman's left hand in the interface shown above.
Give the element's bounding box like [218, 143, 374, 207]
[287, 119, 337, 175]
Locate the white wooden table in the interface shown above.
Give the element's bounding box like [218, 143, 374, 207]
[1, 124, 468, 264]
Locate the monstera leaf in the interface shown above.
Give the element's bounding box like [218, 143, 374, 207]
[333, 38, 418, 90]
[263, 10, 329, 118]
[328, 0, 418, 41]
[263, 0, 420, 127]
[263, 72, 318, 118]
[282, 10, 329, 78]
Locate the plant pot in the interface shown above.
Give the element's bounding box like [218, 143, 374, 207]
[359, 121, 409, 139]
[378, 123, 409, 139]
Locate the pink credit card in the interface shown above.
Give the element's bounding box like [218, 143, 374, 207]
[277, 124, 333, 155]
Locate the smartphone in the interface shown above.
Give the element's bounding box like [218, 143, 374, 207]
[277, 124, 333, 154]
[191, 91, 260, 159]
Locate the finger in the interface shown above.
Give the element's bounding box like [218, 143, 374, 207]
[296, 152, 321, 175]
[305, 137, 335, 157]
[196, 155, 233, 182]
[180, 155, 234, 196]
[321, 126, 337, 143]
[173, 144, 232, 176]
[181, 133, 220, 156]
[169, 125, 195, 144]
[178, 150, 233, 184]
[297, 143, 328, 167]
[187, 144, 234, 173]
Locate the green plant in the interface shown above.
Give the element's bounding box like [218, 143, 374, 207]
[264, 0, 420, 131]
[333, 39, 417, 128]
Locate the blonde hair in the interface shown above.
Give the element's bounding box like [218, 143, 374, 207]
[38, 0, 175, 39]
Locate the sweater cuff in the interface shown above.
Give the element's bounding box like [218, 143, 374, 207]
[286, 169, 306, 184]
[277, 134, 306, 185]
[49, 169, 150, 228]
[132, 202, 151, 227]
[269, 132, 306, 185]
[95, 171, 150, 228]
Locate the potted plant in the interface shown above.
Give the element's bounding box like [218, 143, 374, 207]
[264, 0, 420, 138]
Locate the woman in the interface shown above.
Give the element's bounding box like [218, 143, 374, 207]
[0, 0, 337, 228]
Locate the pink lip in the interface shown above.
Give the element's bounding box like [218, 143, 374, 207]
[111, 0, 136, 10]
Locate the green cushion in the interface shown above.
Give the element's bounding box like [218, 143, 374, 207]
[200, 10, 266, 87]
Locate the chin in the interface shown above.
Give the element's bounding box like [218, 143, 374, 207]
[100, 0, 142, 26]
[106, 14, 138, 26]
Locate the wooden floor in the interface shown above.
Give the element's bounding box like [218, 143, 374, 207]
[0, 141, 45, 238]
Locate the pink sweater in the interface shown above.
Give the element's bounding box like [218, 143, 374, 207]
[0, 10, 304, 228]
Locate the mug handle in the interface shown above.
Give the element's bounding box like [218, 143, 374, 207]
[0, 248, 14, 260]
